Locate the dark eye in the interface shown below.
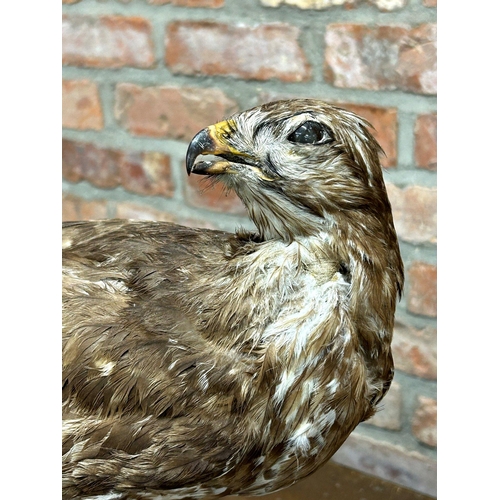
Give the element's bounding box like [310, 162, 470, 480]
[288, 121, 330, 144]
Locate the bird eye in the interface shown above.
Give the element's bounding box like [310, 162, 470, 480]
[288, 121, 329, 145]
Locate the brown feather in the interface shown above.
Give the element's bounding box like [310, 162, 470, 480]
[63, 99, 404, 499]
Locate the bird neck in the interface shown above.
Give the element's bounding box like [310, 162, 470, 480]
[326, 209, 403, 358]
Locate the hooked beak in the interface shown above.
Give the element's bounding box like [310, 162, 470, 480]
[186, 119, 243, 176]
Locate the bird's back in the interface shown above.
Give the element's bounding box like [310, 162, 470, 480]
[63, 220, 248, 497]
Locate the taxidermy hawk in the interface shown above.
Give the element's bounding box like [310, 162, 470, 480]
[62, 99, 404, 499]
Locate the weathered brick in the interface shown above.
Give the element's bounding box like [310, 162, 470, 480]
[115, 202, 178, 222]
[115, 202, 218, 229]
[407, 261, 437, 317]
[392, 321, 437, 379]
[63, 139, 119, 188]
[324, 23, 437, 94]
[261, 0, 355, 8]
[185, 175, 247, 216]
[366, 381, 402, 430]
[412, 396, 437, 447]
[368, 0, 407, 10]
[62, 139, 174, 197]
[414, 113, 437, 170]
[62, 194, 108, 221]
[62, 195, 80, 221]
[64, 0, 132, 3]
[115, 84, 238, 141]
[120, 151, 174, 197]
[333, 432, 437, 497]
[165, 21, 311, 82]
[263, 0, 408, 8]
[396, 23, 437, 94]
[386, 184, 437, 245]
[62, 80, 104, 130]
[148, 0, 223, 5]
[258, 92, 398, 168]
[62, 15, 155, 68]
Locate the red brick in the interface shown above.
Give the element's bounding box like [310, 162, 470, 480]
[62, 139, 174, 196]
[148, 0, 223, 5]
[412, 396, 437, 447]
[115, 202, 218, 229]
[62, 195, 80, 221]
[414, 113, 437, 170]
[115, 84, 238, 141]
[62, 194, 108, 221]
[62, 15, 155, 68]
[392, 321, 437, 379]
[366, 381, 402, 430]
[165, 21, 311, 82]
[263, 0, 407, 8]
[115, 203, 178, 222]
[386, 184, 436, 245]
[185, 175, 247, 215]
[368, 0, 407, 10]
[63, 140, 119, 188]
[397, 23, 437, 94]
[119, 151, 174, 197]
[407, 261, 437, 317]
[324, 23, 437, 94]
[62, 80, 104, 130]
[423, 0, 436, 6]
[260, 0, 355, 8]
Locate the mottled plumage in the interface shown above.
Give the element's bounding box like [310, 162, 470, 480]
[62, 99, 404, 499]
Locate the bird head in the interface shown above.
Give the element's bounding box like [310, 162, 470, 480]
[186, 99, 392, 242]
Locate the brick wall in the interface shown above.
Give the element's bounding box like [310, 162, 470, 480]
[62, 0, 437, 497]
